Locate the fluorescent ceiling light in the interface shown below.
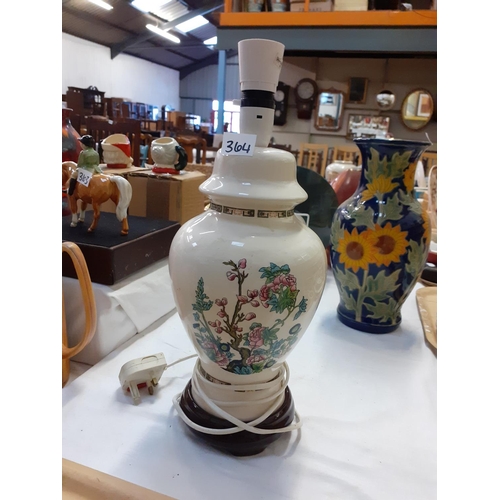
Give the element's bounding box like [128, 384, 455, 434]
[88, 0, 113, 10]
[131, 0, 171, 13]
[146, 24, 181, 43]
[175, 15, 208, 33]
[203, 36, 217, 46]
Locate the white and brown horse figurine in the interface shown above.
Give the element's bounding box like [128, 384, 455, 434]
[62, 161, 132, 235]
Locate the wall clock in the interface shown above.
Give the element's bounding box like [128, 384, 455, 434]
[274, 81, 290, 126]
[294, 78, 319, 120]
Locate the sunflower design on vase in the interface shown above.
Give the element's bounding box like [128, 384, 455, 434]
[330, 138, 432, 333]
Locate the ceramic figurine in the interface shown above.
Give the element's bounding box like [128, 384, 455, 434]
[330, 138, 432, 333]
[150, 137, 188, 174]
[63, 135, 133, 235]
[169, 39, 327, 456]
[68, 135, 102, 194]
[62, 106, 82, 163]
[101, 133, 133, 169]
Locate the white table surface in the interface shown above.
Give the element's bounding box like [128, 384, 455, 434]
[62, 272, 436, 500]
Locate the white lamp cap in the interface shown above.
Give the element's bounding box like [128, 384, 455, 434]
[238, 39, 285, 93]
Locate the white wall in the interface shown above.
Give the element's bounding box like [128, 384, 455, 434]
[62, 33, 180, 110]
[180, 55, 240, 123]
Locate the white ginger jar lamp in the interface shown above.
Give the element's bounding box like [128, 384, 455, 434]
[169, 38, 327, 456]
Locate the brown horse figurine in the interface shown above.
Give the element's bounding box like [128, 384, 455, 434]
[62, 161, 132, 235]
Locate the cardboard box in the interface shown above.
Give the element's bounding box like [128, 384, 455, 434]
[127, 170, 207, 225]
[290, 0, 332, 11]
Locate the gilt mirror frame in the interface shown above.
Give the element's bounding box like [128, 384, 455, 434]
[313, 88, 346, 132]
[400, 88, 435, 131]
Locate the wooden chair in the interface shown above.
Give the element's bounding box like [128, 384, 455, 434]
[333, 146, 361, 165]
[106, 98, 124, 120]
[62, 242, 97, 387]
[140, 133, 154, 167]
[421, 152, 437, 177]
[270, 143, 292, 152]
[175, 133, 207, 164]
[86, 117, 142, 167]
[298, 143, 329, 177]
[136, 102, 148, 120]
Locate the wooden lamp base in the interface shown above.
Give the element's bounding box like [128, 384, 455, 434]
[178, 380, 296, 457]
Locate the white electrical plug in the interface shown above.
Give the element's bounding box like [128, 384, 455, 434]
[119, 353, 167, 405]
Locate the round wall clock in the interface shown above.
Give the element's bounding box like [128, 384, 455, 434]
[294, 78, 319, 120]
[274, 81, 290, 126]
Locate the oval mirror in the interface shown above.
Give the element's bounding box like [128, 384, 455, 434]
[314, 89, 345, 132]
[401, 89, 434, 130]
[376, 90, 396, 110]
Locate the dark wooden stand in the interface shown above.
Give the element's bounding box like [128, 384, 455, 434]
[178, 380, 296, 457]
[62, 212, 180, 285]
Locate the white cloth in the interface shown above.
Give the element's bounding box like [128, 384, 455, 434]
[62, 273, 436, 500]
[63, 258, 176, 365]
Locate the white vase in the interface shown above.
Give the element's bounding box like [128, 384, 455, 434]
[169, 39, 326, 452]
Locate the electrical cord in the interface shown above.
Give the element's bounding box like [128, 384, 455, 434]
[171, 358, 302, 436]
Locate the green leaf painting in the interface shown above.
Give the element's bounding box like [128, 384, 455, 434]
[331, 146, 428, 327]
[378, 193, 403, 222]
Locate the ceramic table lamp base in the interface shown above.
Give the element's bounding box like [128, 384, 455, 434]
[168, 38, 326, 455]
[173, 360, 297, 456]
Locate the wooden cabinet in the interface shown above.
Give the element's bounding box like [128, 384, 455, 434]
[67, 86, 106, 116]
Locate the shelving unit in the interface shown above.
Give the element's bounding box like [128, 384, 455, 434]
[217, 3, 437, 54]
[219, 10, 437, 27]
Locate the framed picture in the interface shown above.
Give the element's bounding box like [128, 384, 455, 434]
[347, 77, 368, 104]
[346, 114, 391, 140]
[417, 92, 433, 117]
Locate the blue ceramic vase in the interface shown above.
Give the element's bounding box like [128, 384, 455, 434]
[330, 138, 431, 333]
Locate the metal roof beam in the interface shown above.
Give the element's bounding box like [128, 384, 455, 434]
[179, 49, 237, 80]
[111, 2, 224, 59]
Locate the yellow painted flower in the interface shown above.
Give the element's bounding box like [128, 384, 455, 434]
[403, 161, 418, 192]
[361, 176, 398, 202]
[337, 228, 376, 272]
[367, 223, 409, 267]
[421, 209, 431, 242]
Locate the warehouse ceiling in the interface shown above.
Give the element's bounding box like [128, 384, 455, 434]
[62, 0, 235, 78]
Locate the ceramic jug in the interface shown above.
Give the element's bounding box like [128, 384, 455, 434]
[151, 137, 188, 174]
[101, 133, 133, 168]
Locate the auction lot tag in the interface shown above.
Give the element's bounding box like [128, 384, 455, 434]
[76, 168, 92, 187]
[222, 133, 257, 156]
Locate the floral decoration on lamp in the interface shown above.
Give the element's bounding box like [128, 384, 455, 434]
[191, 258, 308, 375]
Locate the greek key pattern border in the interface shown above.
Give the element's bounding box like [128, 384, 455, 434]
[210, 202, 294, 219]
